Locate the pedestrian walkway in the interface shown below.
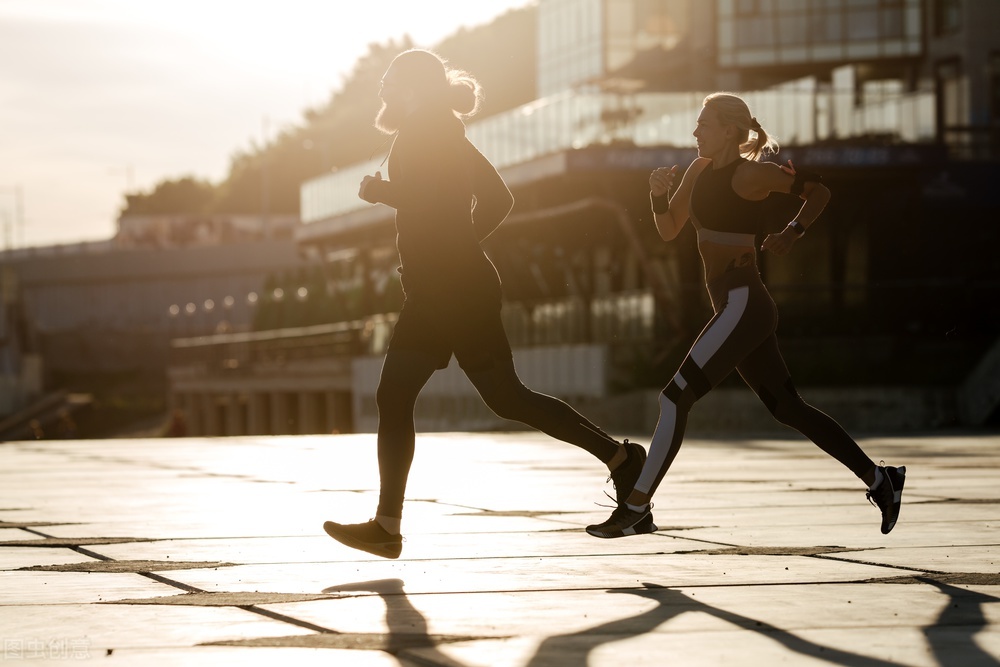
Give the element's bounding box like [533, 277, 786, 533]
[1, 430, 998, 665]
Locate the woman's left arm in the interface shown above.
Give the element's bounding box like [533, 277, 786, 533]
[757, 161, 831, 256]
[469, 143, 514, 242]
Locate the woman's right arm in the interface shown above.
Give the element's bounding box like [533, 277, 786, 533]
[359, 171, 397, 208]
[358, 133, 444, 212]
[650, 158, 704, 241]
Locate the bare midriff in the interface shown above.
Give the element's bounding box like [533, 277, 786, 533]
[699, 240, 757, 283]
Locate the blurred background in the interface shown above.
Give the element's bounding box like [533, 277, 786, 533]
[2, 0, 998, 440]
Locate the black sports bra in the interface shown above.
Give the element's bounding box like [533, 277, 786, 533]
[690, 158, 768, 247]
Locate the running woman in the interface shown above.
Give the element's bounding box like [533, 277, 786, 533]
[323, 50, 645, 559]
[586, 92, 905, 539]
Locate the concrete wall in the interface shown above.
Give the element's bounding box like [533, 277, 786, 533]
[350, 345, 610, 432]
[168, 341, 960, 438]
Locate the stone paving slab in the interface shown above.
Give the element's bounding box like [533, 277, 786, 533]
[59, 647, 412, 667]
[0, 546, 92, 570]
[0, 570, 177, 605]
[0, 603, 318, 664]
[1, 431, 999, 665]
[158, 552, 907, 599]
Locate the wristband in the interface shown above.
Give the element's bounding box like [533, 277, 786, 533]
[787, 220, 806, 236]
[650, 191, 670, 215]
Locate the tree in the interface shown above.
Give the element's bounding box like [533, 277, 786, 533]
[119, 177, 214, 216]
[434, 6, 538, 118]
[119, 5, 538, 219]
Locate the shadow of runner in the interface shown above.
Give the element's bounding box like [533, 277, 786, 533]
[523, 583, 910, 667]
[320, 578, 994, 666]
[323, 578, 475, 666]
[918, 577, 1000, 667]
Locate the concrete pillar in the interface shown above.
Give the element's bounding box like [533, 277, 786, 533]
[185, 393, 203, 437]
[247, 392, 268, 435]
[201, 392, 220, 437]
[326, 391, 353, 434]
[296, 391, 316, 435]
[270, 392, 289, 435]
[225, 393, 245, 437]
[324, 392, 338, 434]
[166, 392, 189, 437]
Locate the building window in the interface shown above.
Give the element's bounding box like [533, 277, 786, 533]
[933, 0, 962, 36]
[936, 59, 966, 129]
[718, 0, 922, 67]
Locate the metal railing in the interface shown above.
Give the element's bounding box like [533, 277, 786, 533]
[167, 291, 659, 373]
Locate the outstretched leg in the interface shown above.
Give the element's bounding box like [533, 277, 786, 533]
[737, 335, 906, 533]
[736, 335, 875, 481]
[465, 355, 622, 463]
[466, 356, 647, 507]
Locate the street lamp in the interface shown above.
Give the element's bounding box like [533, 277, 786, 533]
[0, 186, 24, 251]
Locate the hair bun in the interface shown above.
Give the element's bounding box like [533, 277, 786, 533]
[447, 73, 482, 117]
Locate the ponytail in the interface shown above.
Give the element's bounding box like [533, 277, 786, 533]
[703, 92, 779, 161]
[447, 70, 483, 118]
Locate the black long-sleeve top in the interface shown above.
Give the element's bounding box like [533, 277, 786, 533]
[361, 108, 514, 299]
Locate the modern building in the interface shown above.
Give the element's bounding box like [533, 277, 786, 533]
[0, 236, 315, 436]
[168, 0, 999, 436]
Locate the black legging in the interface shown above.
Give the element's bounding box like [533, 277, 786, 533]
[375, 348, 621, 518]
[634, 265, 875, 500]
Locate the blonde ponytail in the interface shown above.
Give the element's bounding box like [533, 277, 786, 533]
[703, 92, 779, 161]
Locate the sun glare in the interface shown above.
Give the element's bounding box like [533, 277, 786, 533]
[0, 0, 533, 246]
[71, 0, 536, 82]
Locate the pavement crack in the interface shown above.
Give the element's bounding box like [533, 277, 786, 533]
[9, 524, 340, 636]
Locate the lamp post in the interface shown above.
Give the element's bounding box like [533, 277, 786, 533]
[0, 186, 23, 251]
[184, 302, 197, 336]
[203, 298, 215, 334]
[220, 295, 235, 333]
[167, 304, 180, 338]
[245, 292, 259, 333]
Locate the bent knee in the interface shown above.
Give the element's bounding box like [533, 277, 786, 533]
[659, 372, 697, 413]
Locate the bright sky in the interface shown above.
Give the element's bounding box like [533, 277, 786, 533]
[0, 0, 535, 248]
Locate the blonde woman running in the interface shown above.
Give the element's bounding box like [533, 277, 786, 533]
[587, 93, 905, 539]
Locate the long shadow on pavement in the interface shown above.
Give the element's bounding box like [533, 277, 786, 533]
[523, 583, 910, 667]
[919, 577, 1000, 667]
[323, 578, 473, 667]
[324, 579, 961, 666]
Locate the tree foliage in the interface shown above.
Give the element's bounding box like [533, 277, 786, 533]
[120, 5, 537, 218]
[121, 176, 215, 215]
[434, 6, 538, 119]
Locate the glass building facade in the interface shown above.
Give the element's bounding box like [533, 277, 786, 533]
[302, 81, 934, 225]
[537, 0, 604, 97]
[302, 0, 949, 227]
[537, 0, 693, 97]
[717, 0, 923, 67]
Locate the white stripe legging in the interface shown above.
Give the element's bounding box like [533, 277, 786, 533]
[633, 265, 875, 499]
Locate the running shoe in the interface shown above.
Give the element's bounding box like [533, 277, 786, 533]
[609, 440, 647, 505]
[323, 519, 402, 559]
[586, 504, 657, 539]
[866, 464, 906, 534]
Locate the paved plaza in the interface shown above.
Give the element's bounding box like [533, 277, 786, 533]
[1, 429, 998, 665]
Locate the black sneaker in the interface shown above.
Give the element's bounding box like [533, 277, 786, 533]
[586, 504, 657, 539]
[866, 464, 906, 535]
[609, 440, 647, 505]
[323, 519, 403, 559]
